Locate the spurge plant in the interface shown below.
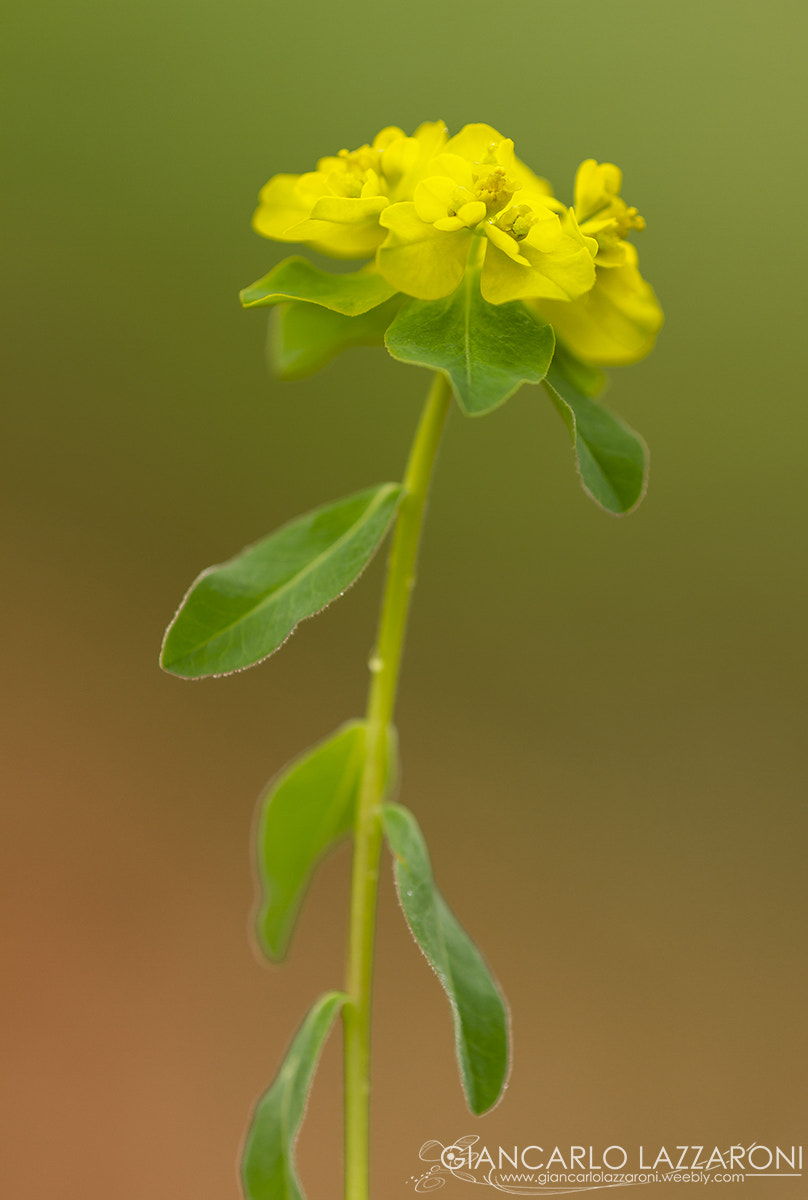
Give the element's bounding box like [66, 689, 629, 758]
[160, 120, 662, 1200]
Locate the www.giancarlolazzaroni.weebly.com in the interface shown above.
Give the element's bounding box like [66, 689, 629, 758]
[408, 1137, 804, 1193]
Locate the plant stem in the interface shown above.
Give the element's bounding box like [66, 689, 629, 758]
[343, 371, 452, 1200]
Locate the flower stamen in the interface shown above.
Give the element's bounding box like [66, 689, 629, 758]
[494, 204, 538, 242]
[338, 145, 382, 175]
[614, 205, 646, 237]
[473, 166, 516, 212]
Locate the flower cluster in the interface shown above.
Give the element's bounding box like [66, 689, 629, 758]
[253, 122, 662, 365]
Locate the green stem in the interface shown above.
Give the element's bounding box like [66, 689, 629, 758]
[343, 371, 452, 1200]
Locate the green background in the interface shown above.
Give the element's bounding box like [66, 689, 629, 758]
[4, 1, 806, 1197]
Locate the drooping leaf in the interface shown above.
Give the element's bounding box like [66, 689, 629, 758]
[385, 272, 555, 417]
[241, 256, 397, 315]
[270, 296, 402, 380]
[543, 359, 648, 515]
[255, 720, 400, 960]
[255, 721, 366, 962]
[160, 484, 403, 678]
[241, 991, 346, 1200]
[383, 803, 510, 1115]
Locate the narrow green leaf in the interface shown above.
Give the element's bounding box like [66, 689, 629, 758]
[383, 804, 510, 1115]
[255, 721, 366, 962]
[241, 256, 396, 315]
[270, 296, 402, 380]
[241, 990, 346, 1200]
[160, 484, 403, 678]
[543, 360, 648, 515]
[255, 721, 399, 961]
[385, 271, 554, 417]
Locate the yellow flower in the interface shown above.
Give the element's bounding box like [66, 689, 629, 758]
[252, 121, 447, 260]
[533, 159, 663, 364]
[573, 159, 647, 267]
[250, 129, 662, 353]
[376, 124, 597, 305]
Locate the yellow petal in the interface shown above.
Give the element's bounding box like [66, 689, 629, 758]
[433, 216, 466, 232]
[411, 119, 449, 154]
[443, 124, 553, 198]
[315, 155, 345, 175]
[512, 186, 564, 214]
[382, 139, 420, 192]
[592, 232, 629, 268]
[360, 169, 384, 199]
[443, 123, 508, 162]
[536, 243, 663, 365]
[563, 208, 599, 261]
[574, 159, 623, 221]
[252, 174, 323, 240]
[377, 202, 473, 298]
[580, 212, 621, 236]
[308, 195, 388, 225]
[456, 200, 487, 227]
[373, 126, 407, 151]
[483, 222, 530, 266]
[481, 224, 596, 304]
[520, 211, 565, 253]
[511, 163, 554, 198]
[425, 153, 476, 189]
[414, 176, 458, 223]
[381, 120, 449, 202]
[283, 217, 386, 259]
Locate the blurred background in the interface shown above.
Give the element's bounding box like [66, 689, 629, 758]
[3, 0, 806, 1196]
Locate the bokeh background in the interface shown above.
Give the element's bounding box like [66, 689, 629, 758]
[3, 1, 806, 1197]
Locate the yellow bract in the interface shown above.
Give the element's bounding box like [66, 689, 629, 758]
[252, 125, 662, 364]
[535, 242, 663, 366]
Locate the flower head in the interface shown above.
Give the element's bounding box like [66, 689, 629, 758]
[376, 124, 597, 305]
[251, 125, 661, 360]
[252, 121, 447, 260]
[573, 159, 647, 267]
[533, 159, 663, 364]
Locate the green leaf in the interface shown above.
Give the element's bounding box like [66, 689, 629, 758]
[255, 721, 400, 961]
[543, 360, 648, 515]
[383, 803, 510, 1115]
[241, 256, 396, 315]
[255, 721, 366, 962]
[385, 271, 554, 417]
[160, 484, 403, 678]
[241, 990, 346, 1200]
[270, 296, 402, 380]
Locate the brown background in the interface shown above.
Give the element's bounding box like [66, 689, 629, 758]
[3, 0, 806, 1196]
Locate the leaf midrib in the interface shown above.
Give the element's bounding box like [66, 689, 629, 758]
[577, 425, 623, 509]
[170, 485, 399, 662]
[395, 817, 477, 1106]
[462, 267, 474, 393]
[278, 995, 342, 1199]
